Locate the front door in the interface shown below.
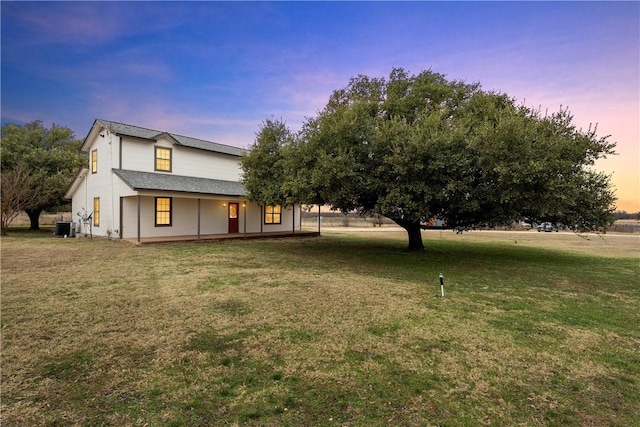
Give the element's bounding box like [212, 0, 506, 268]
[228, 203, 239, 233]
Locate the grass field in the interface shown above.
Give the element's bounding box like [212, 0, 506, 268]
[1, 229, 639, 426]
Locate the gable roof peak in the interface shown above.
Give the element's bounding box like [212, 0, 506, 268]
[87, 119, 246, 157]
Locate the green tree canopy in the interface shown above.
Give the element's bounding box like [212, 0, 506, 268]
[0, 120, 84, 230]
[241, 119, 294, 207]
[241, 68, 617, 250]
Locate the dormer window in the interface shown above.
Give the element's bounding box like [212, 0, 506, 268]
[155, 147, 172, 172]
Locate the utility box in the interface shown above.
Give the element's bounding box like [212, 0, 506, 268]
[55, 221, 71, 237]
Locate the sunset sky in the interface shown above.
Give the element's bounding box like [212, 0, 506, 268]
[2, 1, 638, 212]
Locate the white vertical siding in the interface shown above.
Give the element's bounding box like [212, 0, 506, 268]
[120, 137, 154, 172]
[136, 197, 155, 238]
[131, 196, 199, 238]
[172, 146, 242, 181]
[119, 135, 242, 181]
[245, 202, 263, 233]
[77, 131, 122, 237]
[70, 172, 89, 233]
[169, 198, 199, 236]
[200, 199, 230, 235]
[121, 197, 139, 239]
[261, 205, 301, 233]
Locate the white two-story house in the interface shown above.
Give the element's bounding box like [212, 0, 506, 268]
[65, 119, 301, 242]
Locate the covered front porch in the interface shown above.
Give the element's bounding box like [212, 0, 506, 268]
[112, 169, 304, 242]
[120, 194, 303, 243]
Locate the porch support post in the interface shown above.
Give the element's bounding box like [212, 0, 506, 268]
[137, 195, 141, 243]
[243, 201, 247, 236]
[260, 204, 263, 234]
[292, 203, 295, 234]
[197, 198, 201, 239]
[119, 197, 123, 240]
[318, 204, 321, 235]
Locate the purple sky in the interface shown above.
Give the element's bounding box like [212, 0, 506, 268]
[2, 1, 638, 211]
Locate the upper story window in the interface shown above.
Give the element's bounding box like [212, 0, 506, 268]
[264, 205, 281, 224]
[91, 150, 98, 173]
[155, 147, 172, 172]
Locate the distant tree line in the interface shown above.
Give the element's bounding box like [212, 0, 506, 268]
[614, 211, 640, 220]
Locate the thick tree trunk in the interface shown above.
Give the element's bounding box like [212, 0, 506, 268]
[387, 217, 425, 250]
[25, 208, 42, 231]
[392, 218, 425, 250]
[405, 222, 425, 251]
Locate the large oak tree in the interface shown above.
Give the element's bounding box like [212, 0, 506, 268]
[242, 69, 616, 250]
[0, 121, 84, 231]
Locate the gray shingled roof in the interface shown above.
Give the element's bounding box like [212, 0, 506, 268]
[113, 169, 246, 196]
[95, 119, 246, 157]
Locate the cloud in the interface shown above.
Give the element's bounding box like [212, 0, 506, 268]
[3, 3, 127, 47]
[2, 2, 194, 49]
[121, 61, 174, 82]
[260, 70, 346, 123]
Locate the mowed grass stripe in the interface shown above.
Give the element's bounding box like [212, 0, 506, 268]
[1, 230, 638, 426]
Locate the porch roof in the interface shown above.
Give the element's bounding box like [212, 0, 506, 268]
[113, 169, 246, 197]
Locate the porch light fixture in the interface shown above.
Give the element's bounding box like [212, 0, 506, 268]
[242, 202, 246, 208]
[223, 202, 227, 207]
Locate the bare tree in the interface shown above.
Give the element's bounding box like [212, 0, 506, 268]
[1, 162, 43, 235]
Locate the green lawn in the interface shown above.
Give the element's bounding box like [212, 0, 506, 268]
[1, 230, 639, 426]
